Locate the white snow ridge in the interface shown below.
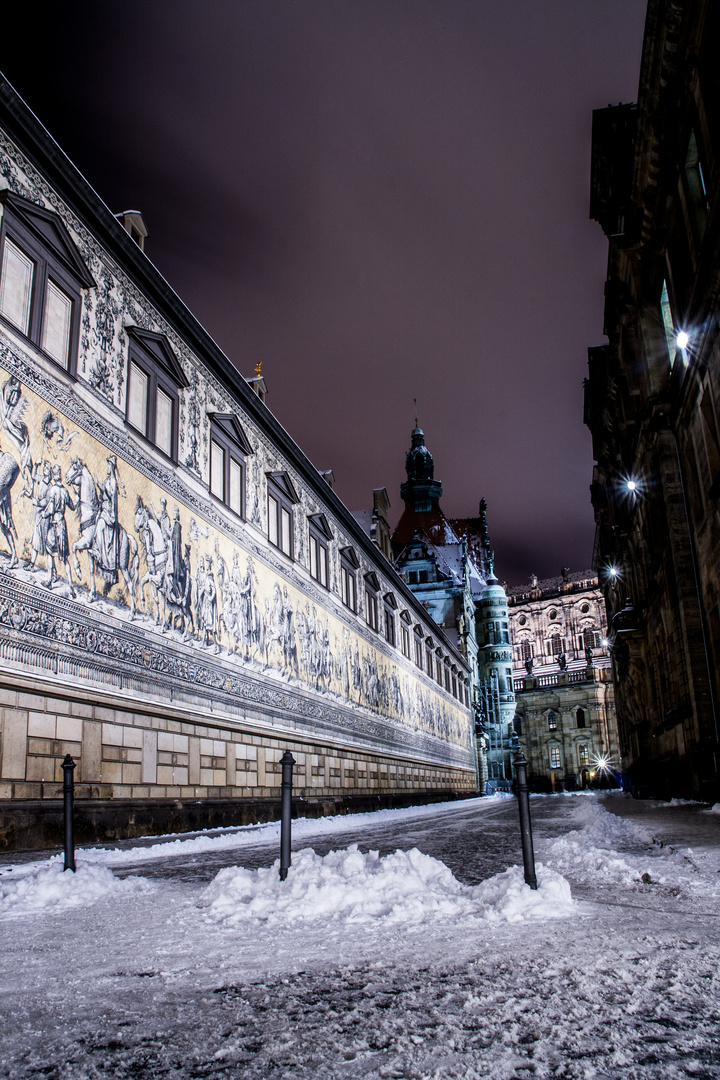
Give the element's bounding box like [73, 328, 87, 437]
[198, 843, 575, 926]
[0, 859, 154, 918]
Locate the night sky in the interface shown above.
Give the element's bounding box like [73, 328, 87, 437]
[0, 1, 647, 585]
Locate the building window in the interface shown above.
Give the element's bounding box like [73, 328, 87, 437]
[414, 630, 424, 669]
[400, 619, 411, 659]
[384, 594, 397, 647]
[660, 279, 677, 367]
[208, 414, 253, 518]
[0, 191, 94, 374]
[435, 654, 443, 685]
[547, 711, 558, 731]
[365, 573, 380, 631]
[549, 747, 561, 769]
[550, 633, 564, 656]
[340, 547, 359, 611]
[578, 745, 590, 766]
[308, 514, 333, 589]
[520, 640, 533, 660]
[451, 670, 458, 699]
[126, 327, 188, 461]
[267, 472, 299, 558]
[576, 708, 586, 729]
[425, 639, 434, 677]
[444, 663, 451, 693]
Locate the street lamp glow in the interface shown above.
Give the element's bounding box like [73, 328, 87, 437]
[677, 330, 689, 350]
[601, 638, 609, 648]
[627, 479, 637, 492]
[609, 566, 619, 579]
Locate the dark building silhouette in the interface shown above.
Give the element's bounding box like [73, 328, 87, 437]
[585, 0, 720, 800]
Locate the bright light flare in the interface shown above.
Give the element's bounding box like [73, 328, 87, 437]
[626, 479, 637, 492]
[677, 330, 690, 350]
[608, 566, 619, 579]
[601, 638, 610, 648]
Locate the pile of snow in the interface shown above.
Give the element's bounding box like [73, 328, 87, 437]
[705, 803, 720, 815]
[198, 844, 575, 926]
[0, 859, 153, 919]
[542, 799, 657, 886]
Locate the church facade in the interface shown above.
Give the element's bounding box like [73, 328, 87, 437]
[391, 426, 515, 789]
[0, 76, 477, 848]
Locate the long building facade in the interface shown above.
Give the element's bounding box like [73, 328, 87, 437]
[585, 0, 720, 801]
[0, 77, 477, 848]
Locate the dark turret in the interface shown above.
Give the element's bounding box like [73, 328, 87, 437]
[400, 427, 443, 513]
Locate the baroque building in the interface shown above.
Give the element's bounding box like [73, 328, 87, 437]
[0, 75, 478, 848]
[391, 425, 515, 789]
[585, 0, 720, 800]
[508, 570, 618, 792]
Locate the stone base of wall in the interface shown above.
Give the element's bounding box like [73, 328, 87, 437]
[0, 790, 473, 852]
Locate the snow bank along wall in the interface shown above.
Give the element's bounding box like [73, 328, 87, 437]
[0, 78, 476, 848]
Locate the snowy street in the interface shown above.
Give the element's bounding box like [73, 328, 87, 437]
[1, 793, 720, 1079]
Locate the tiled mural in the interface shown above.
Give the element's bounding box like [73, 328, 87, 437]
[0, 126, 474, 776]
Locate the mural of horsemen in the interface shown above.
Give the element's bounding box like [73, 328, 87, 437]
[0, 370, 467, 746]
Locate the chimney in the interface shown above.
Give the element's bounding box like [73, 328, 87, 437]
[116, 211, 148, 251]
[320, 470, 335, 489]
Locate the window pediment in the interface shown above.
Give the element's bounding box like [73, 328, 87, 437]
[340, 545, 360, 569]
[126, 325, 188, 388]
[209, 412, 253, 455]
[309, 512, 333, 540]
[267, 471, 299, 503]
[384, 592, 398, 609]
[0, 191, 95, 289]
[364, 571, 380, 592]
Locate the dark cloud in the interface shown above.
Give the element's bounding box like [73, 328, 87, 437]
[0, 0, 647, 583]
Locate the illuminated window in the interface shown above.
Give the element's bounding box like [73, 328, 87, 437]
[660, 280, 677, 367]
[549, 747, 561, 769]
[547, 711, 558, 731]
[578, 745, 590, 766]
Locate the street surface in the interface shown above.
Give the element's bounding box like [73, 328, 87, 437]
[1, 793, 719, 1079]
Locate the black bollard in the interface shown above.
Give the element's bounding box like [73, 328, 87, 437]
[514, 749, 537, 890]
[62, 754, 76, 873]
[279, 750, 296, 881]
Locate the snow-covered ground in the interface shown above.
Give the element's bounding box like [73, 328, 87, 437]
[1, 793, 719, 1078]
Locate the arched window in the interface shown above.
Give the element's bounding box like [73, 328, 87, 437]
[550, 634, 564, 656]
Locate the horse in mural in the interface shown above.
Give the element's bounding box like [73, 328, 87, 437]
[133, 496, 193, 637]
[66, 457, 139, 616]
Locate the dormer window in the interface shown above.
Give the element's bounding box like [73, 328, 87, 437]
[209, 413, 253, 518]
[365, 572, 380, 632]
[309, 514, 333, 588]
[0, 191, 94, 374]
[126, 326, 188, 462]
[267, 472, 299, 558]
[340, 547, 359, 611]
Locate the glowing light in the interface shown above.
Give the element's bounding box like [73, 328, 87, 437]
[627, 479, 637, 492]
[601, 638, 609, 648]
[677, 330, 689, 350]
[609, 566, 619, 579]
[596, 755, 610, 771]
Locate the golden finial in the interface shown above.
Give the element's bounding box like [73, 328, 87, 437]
[255, 360, 262, 378]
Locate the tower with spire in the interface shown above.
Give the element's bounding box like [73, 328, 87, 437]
[391, 421, 516, 791]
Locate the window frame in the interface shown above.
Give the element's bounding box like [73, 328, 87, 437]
[549, 746, 561, 770]
[400, 611, 412, 659]
[267, 472, 298, 559]
[208, 413, 253, 519]
[125, 326, 188, 463]
[364, 572, 380, 632]
[308, 513, 332, 590]
[547, 710, 558, 732]
[339, 546, 359, 612]
[0, 191, 94, 376]
[383, 593, 397, 647]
